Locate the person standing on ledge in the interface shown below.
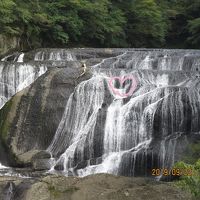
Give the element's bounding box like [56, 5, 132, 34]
[77, 62, 87, 79]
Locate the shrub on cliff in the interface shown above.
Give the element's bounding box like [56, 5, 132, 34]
[175, 160, 200, 199]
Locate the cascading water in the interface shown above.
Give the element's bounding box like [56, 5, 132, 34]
[5, 182, 15, 200]
[0, 48, 78, 172]
[34, 49, 76, 61]
[0, 54, 48, 169]
[47, 49, 200, 178]
[17, 53, 25, 63]
[0, 48, 77, 109]
[0, 62, 47, 109]
[1, 53, 24, 62]
[47, 77, 105, 174]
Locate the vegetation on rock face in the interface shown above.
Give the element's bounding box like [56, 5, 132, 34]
[0, 99, 22, 166]
[174, 142, 200, 199]
[48, 185, 79, 199]
[0, 0, 200, 49]
[174, 160, 200, 200]
[0, 100, 12, 143]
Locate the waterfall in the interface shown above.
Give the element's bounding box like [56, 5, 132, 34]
[0, 52, 50, 169]
[0, 163, 8, 169]
[17, 53, 25, 63]
[47, 76, 105, 174]
[0, 62, 47, 109]
[46, 49, 200, 177]
[0, 48, 82, 171]
[5, 182, 15, 200]
[1, 55, 11, 62]
[1, 54, 19, 62]
[34, 49, 76, 61]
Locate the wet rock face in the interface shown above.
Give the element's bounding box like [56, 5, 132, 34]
[0, 66, 91, 162]
[17, 150, 51, 170]
[0, 62, 47, 109]
[45, 49, 200, 177]
[0, 174, 193, 200]
[0, 48, 112, 167]
[1, 48, 200, 176]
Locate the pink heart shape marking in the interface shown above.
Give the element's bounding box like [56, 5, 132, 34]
[108, 75, 137, 98]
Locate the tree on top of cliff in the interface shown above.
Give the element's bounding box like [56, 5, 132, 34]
[0, 0, 200, 48]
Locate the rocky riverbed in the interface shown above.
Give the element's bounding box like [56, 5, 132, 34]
[0, 174, 192, 200]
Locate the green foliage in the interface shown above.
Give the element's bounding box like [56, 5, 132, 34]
[126, 0, 167, 47]
[174, 160, 200, 199]
[0, 0, 17, 35]
[164, 0, 200, 48]
[182, 142, 200, 164]
[79, 0, 126, 47]
[188, 18, 200, 47]
[0, 0, 200, 48]
[174, 141, 200, 199]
